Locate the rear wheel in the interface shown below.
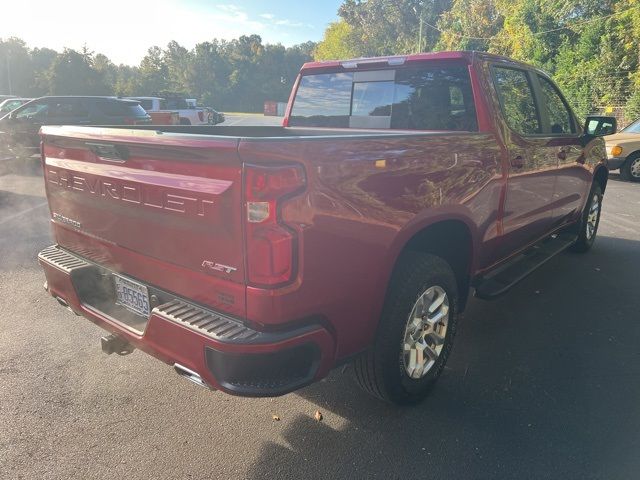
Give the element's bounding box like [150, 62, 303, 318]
[620, 153, 640, 182]
[571, 183, 602, 253]
[179, 118, 191, 126]
[354, 252, 459, 404]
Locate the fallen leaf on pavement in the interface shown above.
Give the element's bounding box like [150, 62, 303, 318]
[314, 410, 323, 422]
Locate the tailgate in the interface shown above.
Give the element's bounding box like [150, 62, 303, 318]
[41, 126, 245, 315]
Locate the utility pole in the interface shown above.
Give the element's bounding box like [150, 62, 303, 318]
[5, 50, 12, 95]
[412, 3, 425, 53]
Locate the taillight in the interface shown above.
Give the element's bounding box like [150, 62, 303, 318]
[244, 164, 306, 287]
[198, 111, 204, 122]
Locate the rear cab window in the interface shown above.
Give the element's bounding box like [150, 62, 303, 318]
[289, 62, 478, 131]
[96, 100, 148, 117]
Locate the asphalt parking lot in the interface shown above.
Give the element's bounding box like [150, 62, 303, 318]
[1, 146, 639, 479]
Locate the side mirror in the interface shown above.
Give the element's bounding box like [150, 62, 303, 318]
[584, 116, 617, 136]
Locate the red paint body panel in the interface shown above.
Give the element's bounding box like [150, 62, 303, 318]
[38, 52, 607, 396]
[42, 130, 246, 317]
[239, 132, 503, 357]
[39, 258, 335, 394]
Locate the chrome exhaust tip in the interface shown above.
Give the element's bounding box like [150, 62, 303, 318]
[173, 363, 209, 389]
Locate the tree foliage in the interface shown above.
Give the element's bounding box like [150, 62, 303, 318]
[314, 21, 360, 61]
[314, 0, 640, 122]
[2, 1, 639, 119]
[0, 36, 315, 112]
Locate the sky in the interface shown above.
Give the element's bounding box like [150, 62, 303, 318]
[1, 0, 342, 65]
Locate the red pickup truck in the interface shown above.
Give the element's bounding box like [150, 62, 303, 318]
[38, 52, 615, 404]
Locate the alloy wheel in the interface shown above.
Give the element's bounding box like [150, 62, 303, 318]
[630, 158, 640, 179]
[401, 286, 449, 379]
[586, 193, 601, 240]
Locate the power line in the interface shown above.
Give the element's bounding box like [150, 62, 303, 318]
[426, 4, 640, 42]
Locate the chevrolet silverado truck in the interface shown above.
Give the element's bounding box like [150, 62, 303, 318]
[38, 52, 615, 404]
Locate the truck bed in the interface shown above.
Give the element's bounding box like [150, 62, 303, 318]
[62, 124, 451, 139]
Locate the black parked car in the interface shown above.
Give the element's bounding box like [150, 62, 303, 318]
[0, 98, 33, 114]
[0, 96, 151, 159]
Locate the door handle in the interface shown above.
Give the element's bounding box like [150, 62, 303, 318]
[511, 155, 525, 169]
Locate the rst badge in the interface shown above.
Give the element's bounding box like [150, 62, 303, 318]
[201, 260, 237, 274]
[52, 212, 82, 229]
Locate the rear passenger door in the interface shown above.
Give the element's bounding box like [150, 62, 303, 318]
[532, 74, 588, 227]
[492, 65, 557, 257]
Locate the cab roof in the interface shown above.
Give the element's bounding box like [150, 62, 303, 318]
[300, 51, 534, 73]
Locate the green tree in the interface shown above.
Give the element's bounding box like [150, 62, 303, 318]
[314, 21, 360, 60]
[45, 48, 107, 95]
[30, 47, 58, 95]
[337, 0, 452, 56]
[138, 46, 170, 95]
[0, 38, 33, 96]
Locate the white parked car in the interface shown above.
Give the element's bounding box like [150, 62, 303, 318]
[126, 96, 208, 126]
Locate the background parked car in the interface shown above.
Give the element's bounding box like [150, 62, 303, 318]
[128, 96, 208, 125]
[0, 98, 32, 114]
[0, 96, 151, 159]
[123, 97, 180, 125]
[606, 117, 640, 182]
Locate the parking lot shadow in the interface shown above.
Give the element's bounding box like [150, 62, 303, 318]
[248, 235, 640, 479]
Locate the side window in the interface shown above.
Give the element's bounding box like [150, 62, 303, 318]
[48, 100, 88, 118]
[15, 101, 49, 119]
[538, 76, 574, 134]
[139, 99, 154, 111]
[493, 67, 541, 135]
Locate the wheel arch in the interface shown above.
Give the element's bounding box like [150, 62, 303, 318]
[385, 216, 476, 313]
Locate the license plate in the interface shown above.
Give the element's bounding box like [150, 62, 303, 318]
[114, 275, 150, 318]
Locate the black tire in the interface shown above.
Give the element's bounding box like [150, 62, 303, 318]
[620, 153, 640, 182]
[179, 118, 191, 126]
[570, 183, 603, 253]
[354, 252, 459, 404]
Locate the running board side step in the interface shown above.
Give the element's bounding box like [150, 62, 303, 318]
[474, 233, 577, 300]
